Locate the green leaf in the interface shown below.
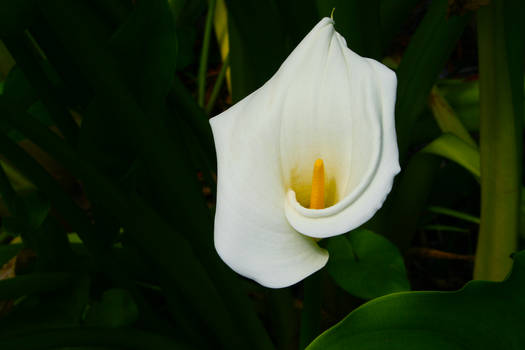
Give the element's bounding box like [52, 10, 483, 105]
[2, 33, 79, 144]
[427, 206, 480, 225]
[421, 224, 469, 233]
[422, 133, 480, 179]
[225, 0, 287, 101]
[2, 190, 50, 239]
[0, 244, 23, 266]
[0, 327, 189, 350]
[0, 0, 36, 36]
[429, 87, 477, 147]
[109, 0, 178, 112]
[326, 229, 410, 300]
[396, 0, 470, 158]
[0, 272, 70, 300]
[2, 66, 37, 107]
[85, 289, 139, 328]
[307, 249, 525, 350]
[316, 0, 382, 59]
[380, 0, 420, 51]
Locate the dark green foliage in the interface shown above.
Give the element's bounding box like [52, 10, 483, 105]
[308, 250, 525, 349]
[0, 0, 522, 349]
[326, 229, 410, 300]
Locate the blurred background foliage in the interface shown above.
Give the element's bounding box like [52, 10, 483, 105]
[0, 0, 523, 349]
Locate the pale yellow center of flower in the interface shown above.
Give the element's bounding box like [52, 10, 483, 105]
[309, 159, 325, 210]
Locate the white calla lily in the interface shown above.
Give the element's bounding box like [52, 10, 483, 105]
[210, 17, 400, 288]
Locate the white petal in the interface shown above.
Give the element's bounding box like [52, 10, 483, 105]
[280, 21, 400, 238]
[210, 23, 331, 287]
[210, 17, 399, 287]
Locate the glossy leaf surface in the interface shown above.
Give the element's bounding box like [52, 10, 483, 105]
[308, 250, 525, 350]
[326, 229, 410, 300]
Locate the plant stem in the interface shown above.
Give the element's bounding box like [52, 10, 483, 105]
[299, 272, 321, 349]
[474, 0, 522, 281]
[198, 0, 217, 107]
[205, 53, 229, 114]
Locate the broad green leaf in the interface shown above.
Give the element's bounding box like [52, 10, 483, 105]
[396, 0, 470, 158]
[422, 133, 480, 179]
[85, 289, 138, 328]
[429, 87, 477, 147]
[326, 229, 410, 300]
[307, 249, 525, 350]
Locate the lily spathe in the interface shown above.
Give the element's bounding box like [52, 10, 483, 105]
[210, 17, 400, 288]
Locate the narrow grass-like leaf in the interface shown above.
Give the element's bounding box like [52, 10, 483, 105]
[429, 87, 477, 147]
[422, 225, 469, 233]
[0, 244, 23, 266]
[428, 206, 480, 225]
[35, 2, 271, 346]
[205, 53, 229, 114]
[2, 33, 78, 144]
[0, 273, 70, 300]
[197, 0, 216, 107]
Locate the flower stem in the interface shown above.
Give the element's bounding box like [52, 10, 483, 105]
[300, 272, 321, 349]
[474, 0, 523, 280]
[198, 0, 217, 107]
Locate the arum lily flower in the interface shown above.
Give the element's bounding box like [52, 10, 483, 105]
[210, 17, 400, 288]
